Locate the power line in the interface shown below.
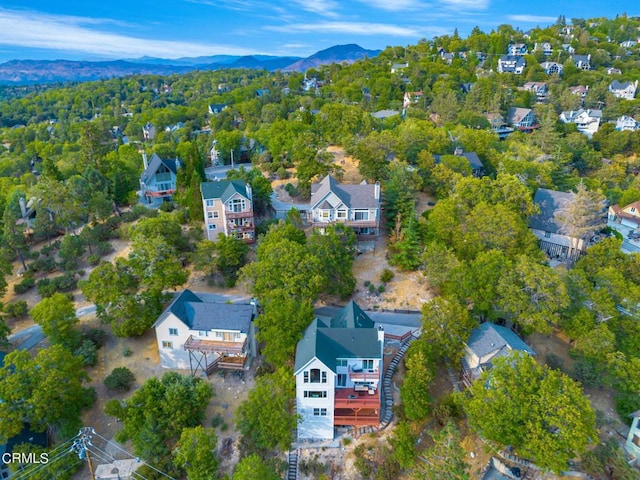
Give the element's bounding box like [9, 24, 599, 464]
[9, 433, 81, 480]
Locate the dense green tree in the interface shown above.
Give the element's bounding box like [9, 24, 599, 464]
[236, 366, 297, 454]
[233, 454, 280, 480]
[307, 224, 356, 298]
[465, 352, 596, 473]
[105, 372, 212, 461]
[400, 345, 434, 421]
[30, 293, 80, 349]
[0, 346, 93, 442]
[173, 426, 219, 480]
[390, 421, 418, 469]
[420, 241, 461, 292]
[8, 442, 82, 480]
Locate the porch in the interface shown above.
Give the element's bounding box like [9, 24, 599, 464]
[334, 387, 380, 409]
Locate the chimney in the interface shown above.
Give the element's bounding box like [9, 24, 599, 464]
[454, 146, 464, 156]
[377, 325, 385, 344]
[19, 197, 27, 218]
[142, 152, 148, 170]
[175, 158, 181, 170]
[246, 183, 252, 200]
[374, 182, 380, 200]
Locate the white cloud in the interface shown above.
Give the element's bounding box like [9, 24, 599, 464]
[266, 22, 420, 37]
[0, 8, 259, 58]
[508, 14, 558, 24]
[359, 0, 425, 12]
[289, 0, 341, 18]
[439, 0, 490, 9]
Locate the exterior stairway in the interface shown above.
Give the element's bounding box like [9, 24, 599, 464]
[287, 449, 299, 480]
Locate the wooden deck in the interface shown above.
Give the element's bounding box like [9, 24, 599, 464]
[334, 408, 379, 426]
[334, 388, 380, 409]
[184, 336, 246, 355]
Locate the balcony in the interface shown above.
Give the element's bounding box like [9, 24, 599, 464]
[312, 219, 378, 228]
[334, 388, 380, 409]
[184, 335, 246, 355]
[348, 367, 379, 382]
[334, 408, 380, 427]
[227, 223, 254, 233]
[144, 188, 175, 198]
[225, 210, 253, 219]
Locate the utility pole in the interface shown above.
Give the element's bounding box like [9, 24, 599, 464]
[72, 427, 96, 480]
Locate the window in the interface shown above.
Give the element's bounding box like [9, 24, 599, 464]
[336, 359, 347, 367]
[158, 182, 172, 191]
[198, 331, 209, 337]
[321, 210, 330, 219]
[313, 408, 327, 416]
[337, 374, 347, 387]
[544, 231, 551, 238]
[354, 211, 369, 221]
[337, 210, 346, 219]
[310, 368, 321, 383]
[322, 371, 327, 383]
[229, 198, 246, 212]
[213, 211, 219, 218]
[168, 328, 178, 336]
[362, 360, 374, 370]
[207, 212, 213, 219]
[304, 391, 327, 398]
[303, 371, 309, 383]
[208, 224, 217, 230]
[216, 332, 223, 338]
[162, 341, 173, 349]
[206, 199, 214, 207]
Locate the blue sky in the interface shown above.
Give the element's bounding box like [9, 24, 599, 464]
[0, 1, 638, 62]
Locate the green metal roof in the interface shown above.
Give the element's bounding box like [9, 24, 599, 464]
[294, 302, 380, 374]
[200, 180, 249, 203]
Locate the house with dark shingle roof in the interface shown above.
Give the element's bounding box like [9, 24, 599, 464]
[462, 323, 535, 386]
[433, 147, 485, 177]
[153, 289, 257, 374]
[529, 188, 594, 261]
[295, 301, 384, 440]
[139, 152, 180, 207]
[608, 80, 638, 100]
[309, 175, 381, 239]
[201, 180, 254, 243]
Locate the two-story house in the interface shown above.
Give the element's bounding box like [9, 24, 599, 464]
[506, 107, 538, 131]
[142, 122, 156, 141]
[139, 152, 179, 206]
[208, 103, 227, 115]
[497, 55, 526, 74]
[626, 410, 640, 465]
[616, 115, 640, 132]
[529, 188, 601, 262]
[310, 175, 381, 238]
[485, 113, 514, 139]
[201, 180, 255, 243]
[569, 85, 589, 100]
[507, 43, 528, 56]
[295, 301, 384, 440]
[571, 54, 591, 70]
[153, 289, 257, 375]
[608, 200, 640, 230]
[540, 61, 563, 75]
[559, 108, 602, 137]
[534, 42, 553, 56]
[521, 81, 548, 99]
[608, 80, 638, 100]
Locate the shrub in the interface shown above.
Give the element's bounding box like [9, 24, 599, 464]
[40, 243, 58, 257]
[97, 241, 113, 256]
[36, 278, 56, 298]
[122, 347, 132, 357]
[615, 391, 640, 425]
[380, 268, 395, 284]
[87, 254, 101, 266]
[572, 358, 605, 388]
[30, 256, 58, 273]
[83, 328, 107, 348]
[4, 301, 28, 319]
[53, 272, 78, 292]
[299, 457, 327, 477]
[75, 340, 98, 367]
[104, 367, 136, 392]
[368, 283, 376, 293]
[211, 413, 225, 428]
[284, 183, 299, 197]
[364, 280, 371, 287]
[276, 167, 289, 179]
[545, 353, 563, 371]
[378, 284, 385, 293]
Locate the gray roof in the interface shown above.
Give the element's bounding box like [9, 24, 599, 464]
[310, 175, 379, 210]
[201, 180, 250, 202]
[294, 302, 381, 373]
[140, 153, 179, 183]
[153, 289, 254, 333]
[371, 109, 400, 119]
[529, 188, 575, 233]
[433, 151, 484, 171]
[609, 80, 634, 90]
[467, 323, 535, 360]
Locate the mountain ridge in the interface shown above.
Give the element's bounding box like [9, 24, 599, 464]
[0, 44, 381, 85]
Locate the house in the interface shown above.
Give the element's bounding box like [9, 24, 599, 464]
[481, 457, 523, 480]
[534, 42, 553, 56]
[507, 43, 528, 56]
[625, 410, 640, 464]
[433, 147, 485, 177]
[142, 122, 156, 141]
[506, 107, 537, 131]
[569, 85, 589, 100]
[295, 301, 384, 440]
[559, 109, 602, 137]
[497, 55, 526, 74]
[153, 289, 257, 374]
[139, 152, 179, 206]
[310, 175, 381, 238]
[208, 103, 227, 115]
[462, 323, 535, 386]
[521, 81, 548, 99]
[485, 113, 514, 140]
[562, 43, 575, 54]
[606, 67, 622, 75]
[529, 188, 597, 261]
[571, 54, 591, 70]
[620, 40, 637, 48]
[616, 115, 640, 132]
[540, 61, 563, 75]
[609, 80, 638, 100]
[201, 180, 255, 243]
[390, 62, 409, 73]
[608, 201, 640, 230]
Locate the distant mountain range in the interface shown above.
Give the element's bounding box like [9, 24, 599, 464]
[0, 44, 381, 85]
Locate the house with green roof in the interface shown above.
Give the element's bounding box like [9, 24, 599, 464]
[294, 301, 384, 440]
[201, 180, 255, 243]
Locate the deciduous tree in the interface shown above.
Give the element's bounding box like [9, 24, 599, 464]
[30, 293, 80, 349]
[173, 426, 219, 480]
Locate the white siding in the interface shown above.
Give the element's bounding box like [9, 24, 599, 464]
[296, 358, 336, 440]
[154, 314, 192, 369]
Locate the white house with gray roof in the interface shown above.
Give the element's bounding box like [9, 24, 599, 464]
[295, 301, 384, 440]
[462, 323, 535, 386]
[609, 80, 638, 100]
[310, 175, 381, 239]
[201, 180, 255, 243]
[626, 410, 640, 465]
[153, 290, 257, 375]
[559, 108, 602, 137]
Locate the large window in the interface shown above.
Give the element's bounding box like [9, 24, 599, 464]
[336, 359, 347, 367]
[362, 359, 374, 370]
[354, 211, 369, 221]
[337, 374, 347, 387]
[304, 391, 327, 398]
[310, 368, 320, 383]
[229, 198, 246, 212]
